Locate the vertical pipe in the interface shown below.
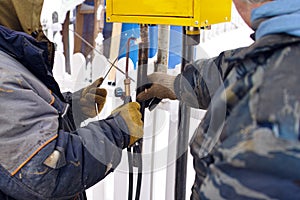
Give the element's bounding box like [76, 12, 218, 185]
[155, 25, 170, 73]
[175, 26, 200, 200]
[150, 24, 170, 200]
[134, 24, 149, 200]
[136, 24, 149, 115]
[125, 38, 134, 200]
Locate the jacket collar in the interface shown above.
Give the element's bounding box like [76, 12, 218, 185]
[227, 33, 300, 62]
[0, 25, 64, 100]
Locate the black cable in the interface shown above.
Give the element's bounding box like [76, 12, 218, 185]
[133, 143, 143, 200]
[127, 147, 133, 200]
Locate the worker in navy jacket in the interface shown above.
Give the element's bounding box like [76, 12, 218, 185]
[0, 1, 143, 199]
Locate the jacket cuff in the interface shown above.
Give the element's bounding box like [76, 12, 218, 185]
[109, 113, 131, 149]
[64, 89, 90, 125]
[174, 67, 200, 108]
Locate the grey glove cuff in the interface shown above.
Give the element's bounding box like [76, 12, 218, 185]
[66, 88, 88, 126]
[174, 73, 200, 108]
[148, 72, 176, 94]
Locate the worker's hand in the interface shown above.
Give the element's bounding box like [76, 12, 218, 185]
[136, 72, 177, 104]
[80, 77, 107, 118]
[112, 102, 143, 146]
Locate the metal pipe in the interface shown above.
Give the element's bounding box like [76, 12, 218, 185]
[175, 26, 200, 200]
[126, 37, 137, 78]
[155, 25, 170, 73]
[150, 24, 171, 200]
[134, 24, 149, 200]
[123, 37, 136, 200]
[136, 24, 149, 112]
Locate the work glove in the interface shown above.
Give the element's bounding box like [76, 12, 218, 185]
[80, 77, 107, 118]
[136, 72, 177, 109]
[112, 102, 143, 147]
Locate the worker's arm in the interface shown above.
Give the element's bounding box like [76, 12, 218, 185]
[174, 57, 223, 109]
[174, 47, 248, 109]
[137, 48, 243, 109]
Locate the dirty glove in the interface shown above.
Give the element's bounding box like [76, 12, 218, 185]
[112, 102, 143, 146]
[137, 72, 177, 104]
[80, 77, 107, 118]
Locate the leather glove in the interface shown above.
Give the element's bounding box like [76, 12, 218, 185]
[136, 72, 177, 108]
[112, 102, 143, 146]
[80, 77, 107, 118]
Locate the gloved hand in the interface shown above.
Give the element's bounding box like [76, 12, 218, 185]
[112, 102, 143, 146]
[80, 77, 107, 118]
[136, 72, 177, 103]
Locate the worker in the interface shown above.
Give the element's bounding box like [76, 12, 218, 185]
[137, 0, 300, 199]
[0, 1, 143, 199]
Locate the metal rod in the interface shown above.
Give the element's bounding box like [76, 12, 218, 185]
[70, 28, 135, 82]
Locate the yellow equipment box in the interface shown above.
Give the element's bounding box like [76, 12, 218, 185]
[106, 0, 232, 27]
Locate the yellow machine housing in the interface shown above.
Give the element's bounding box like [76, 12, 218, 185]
[106, 0, 232, 27]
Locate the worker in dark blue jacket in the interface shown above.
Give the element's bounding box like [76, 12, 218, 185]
[0, 1, 143, 199]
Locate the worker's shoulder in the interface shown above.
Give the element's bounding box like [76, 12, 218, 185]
[0, 50, 26, 74]
[0, 49, 42, 82]
[0, 50, 53, 100]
